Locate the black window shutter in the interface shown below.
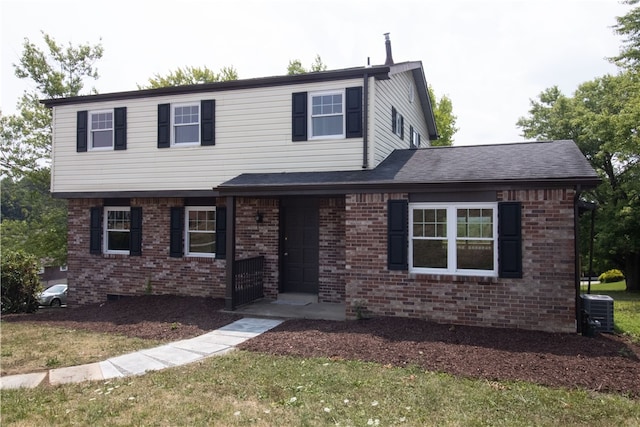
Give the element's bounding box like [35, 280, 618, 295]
[345, 86, 362, 138]
[498, 202, 523, 278]
[170, 207, 184, 257]
[417, 133, 421, 148]
[215, 206, 227, 260]
[292, 92, 307, 141]
[388, 200, 408, 270]
[130, 207, 142, 256]
[400, 116, 405, 140]
[201, 100, 215, 146]
[158, 104, 171, 148]
[90, 207, 102, 254]
[114, 107, 127, 150]
[77, 111, 88, 152]
[391, 107, 397, 133]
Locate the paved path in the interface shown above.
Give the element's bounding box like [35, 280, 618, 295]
[0, 317, 282, 390]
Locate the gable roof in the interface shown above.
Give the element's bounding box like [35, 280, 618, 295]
[218, 140, 600, 196]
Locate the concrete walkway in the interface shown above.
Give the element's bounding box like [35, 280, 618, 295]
[0, 317, 282, 390]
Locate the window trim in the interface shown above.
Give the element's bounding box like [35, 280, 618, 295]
[308, 90, 345, 139]
[409, 203, 498, 277]
[103, 206, 131, 255]
[88, 109, 114, 151]
[184, 206, 216, 258]
[172, 102, 201, 146]
[411, 127, 421, 148]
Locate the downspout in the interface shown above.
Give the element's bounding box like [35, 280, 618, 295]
[362, 73, 369, 169]
[574, 185, 582, 333]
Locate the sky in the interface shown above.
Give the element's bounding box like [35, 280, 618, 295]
[0, 0, 629, 146]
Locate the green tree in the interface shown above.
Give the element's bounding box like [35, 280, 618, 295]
[287, 54, 327, 75]
[516, 72, 640, 291]
[0, 32, 103, 175]
[139, 65, 238, 88]
[428, 85, 458, 146]
[1, 32, 100, 267]
[1, 169, 68, 266]
[611, 0, 640, 70]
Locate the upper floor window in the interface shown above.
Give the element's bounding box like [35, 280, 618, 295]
[89, 110, 114, 150]
[185, 206, 216, 257]
[309, 91, 344, 138]
[410, 126, 421, 148]
[391, 107, 404, 139]
[104, 207, 131, 255]
[158, 100, 215, 148]
[173, 103, 200, 145]
[410, 203, 497, 276]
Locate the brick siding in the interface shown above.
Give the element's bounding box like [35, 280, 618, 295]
[67, 198, 225, 305]
[344, 189, 577, 333]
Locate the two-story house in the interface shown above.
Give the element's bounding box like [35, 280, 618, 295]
[43, 41, 599, 333]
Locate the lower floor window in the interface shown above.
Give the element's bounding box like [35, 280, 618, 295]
[104, 207, 130, 254]
[185, 206, 216, 257]
[410, 203, 497, 276]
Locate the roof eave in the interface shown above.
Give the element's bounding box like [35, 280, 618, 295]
[217, 177, 601, 197]
[41, 66, 391, 108]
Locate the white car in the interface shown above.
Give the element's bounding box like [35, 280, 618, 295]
[38, 284, 67, 307]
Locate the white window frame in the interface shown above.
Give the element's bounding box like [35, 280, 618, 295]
[409, 203, 498, 276]
[89, 109, 114, 151]
[411, 128, 421, 148]
[184, 206, 216, 258]
[394, 111, 403, 137]
[103, 206, 131, 255]
[172, 102, 200, 146]
[308, 90, 345, 139]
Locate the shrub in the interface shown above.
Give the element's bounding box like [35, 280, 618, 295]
[598, 269, 625, 283]
[1, 251, 41, 313]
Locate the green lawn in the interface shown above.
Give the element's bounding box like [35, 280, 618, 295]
[2, 351, 639, 427]
[580, 280, 640, 341]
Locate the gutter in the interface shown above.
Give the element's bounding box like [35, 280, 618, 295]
[362, 73, 369, 169]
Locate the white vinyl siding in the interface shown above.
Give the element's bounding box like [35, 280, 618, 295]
[49, 78, 364, 193]
[372, 70, 430, 166]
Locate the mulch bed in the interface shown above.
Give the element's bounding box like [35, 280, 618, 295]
[4, 296, 639, 397]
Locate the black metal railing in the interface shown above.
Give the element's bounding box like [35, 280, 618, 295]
[232, 256, 264, 308]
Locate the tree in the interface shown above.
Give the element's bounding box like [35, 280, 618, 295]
[139, 65, 238, 89]
[516, 72, 640, 291]
[611, 0, 640, 70]
[287, 54, 327, 75]
[428, 85, 458, 146]
[0, 32, 101, 267]
[1, 169, 68, 266]
[0, 32, 103, 175]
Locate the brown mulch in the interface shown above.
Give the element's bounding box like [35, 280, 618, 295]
[3, 296, 639, 397]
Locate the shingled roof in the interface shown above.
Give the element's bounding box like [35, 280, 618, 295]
[218, 140, 600, 196]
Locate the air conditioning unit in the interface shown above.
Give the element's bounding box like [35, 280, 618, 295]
[581, 294, 614, 333]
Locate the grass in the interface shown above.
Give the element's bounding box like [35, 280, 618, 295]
[0, 323, 162, 376]
[2, 351, 639, 426]
[580, 280, 640, 341]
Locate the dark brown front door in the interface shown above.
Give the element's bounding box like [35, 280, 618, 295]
[281, 198, 319, 293]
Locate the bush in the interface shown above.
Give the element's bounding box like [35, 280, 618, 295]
[1, 251, 41, 313]
[598, 269, 625, 283]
